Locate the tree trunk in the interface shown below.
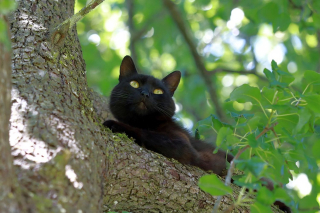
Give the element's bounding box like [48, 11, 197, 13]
[3, 0, 280, 212]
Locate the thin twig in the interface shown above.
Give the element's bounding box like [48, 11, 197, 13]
[162, 0, 226, 121]
[249, 37, 258, 69]
[298, 207, 320, 211]
[207, 68, 269, 82]
[49, 0, 105, 45]
[212, 145, 249, 213]
[126, 0, 138, 64]
[288, 0, 303, 9]
[270, 127, 281, 146]
[206, 35, 268, 82]
[213, 122, 278, 212]
[131, 11, 165, 42]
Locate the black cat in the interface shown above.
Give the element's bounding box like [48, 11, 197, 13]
[103, 55, 233, 175]
[103, 55, 291, 212]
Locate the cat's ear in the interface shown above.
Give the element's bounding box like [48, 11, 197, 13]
[119, 55, 138, 80]
[162, 71, 181, 95]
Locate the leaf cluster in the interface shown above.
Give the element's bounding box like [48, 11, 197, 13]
[198, 61, 320, 212]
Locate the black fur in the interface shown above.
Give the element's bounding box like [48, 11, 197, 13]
[104, 55, 232, 175]
[104, 55, 291, 212]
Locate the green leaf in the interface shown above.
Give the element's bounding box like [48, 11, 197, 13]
[263, 69, 287, 88]
[275, 69, 294, 86]
[226, 135, 240, 146]
[256, 187, 275, 205]
[274, 13, 291, 31]
[263, 69, 276, 82]
[312, 13, 320, 28]
[299, 194, 319, 211]
[233, 178, 261, 190]
[247, 134, 258, 148]
[265, 61, 294, 87]
[304, 94, 320, 113]
[271, 60, 278, 70]
[273, 188, 292, 204]
[195, 116, 216, 138]
[294, 108, 311, 133]
[261, 86, 276, 105]
[235, 157, 267, 177]
[216, 127, 232, 147]
[281, 128, 299, 144]
[287, 144, 305, 161]
[274, 113, 298, 135]
[286, 161, 299, 173]
[211, 114, 223, 132]
[241, 21, 259, 35]
[229, 84, 261, 104]
[250, 201, 273, 213]
[258, 2, 279, 24]
[303, 70, 320, 93]
[198, 174, 232, 196]
[247, 115, 261, 132]
[265, 150, 291, 184]
[304, 70, 320, 82]
[229, 111, 254, 119]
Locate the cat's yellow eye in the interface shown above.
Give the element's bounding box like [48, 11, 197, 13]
[153, 89, 163, 94]
[130, 80, 139, 88]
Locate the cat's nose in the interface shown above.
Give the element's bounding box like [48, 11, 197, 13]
[141, 90, 150, 98]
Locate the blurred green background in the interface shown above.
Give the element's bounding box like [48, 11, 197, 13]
[76, 0, 320, 129]
[76, 0, 320, 204]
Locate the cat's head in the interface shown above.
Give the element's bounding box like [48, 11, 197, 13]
[109, 55, 181, 127]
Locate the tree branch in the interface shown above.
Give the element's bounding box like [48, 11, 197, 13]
[298, 207, 320, 212]
[206, 36, 268, 83]
[88, 89, 114, 123]
[49, 0, 105, 46]
[213, 122, 279, 212]
[127, 1, 165, 64]
[126, 0, 139, 65]
[162, 0, 226, 121]
[288, 0, 303, 9]
[131, 11, 165, 42]
[208, 68, 269, 82]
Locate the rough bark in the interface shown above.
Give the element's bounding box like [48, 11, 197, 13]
[9, 1, 105, 211]
[4, 0, 282, 212]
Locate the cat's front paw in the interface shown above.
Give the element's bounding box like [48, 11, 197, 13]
[103, 120, 126, 133]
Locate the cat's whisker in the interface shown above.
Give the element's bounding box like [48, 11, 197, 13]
[154, 105, 172, 118]
[111, 92, 129, 97]
[112, 95, 129, 99]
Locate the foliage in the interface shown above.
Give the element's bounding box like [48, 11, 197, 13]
[197, 61, 320, 212]
[199, 174, 232, 196]
[77, 0, 320, 126]
[76, 0, 320, 211]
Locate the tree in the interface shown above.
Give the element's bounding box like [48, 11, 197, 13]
[0, 0, 265, 212]
[2, 0, 320, 212]
[67, 1, 320, 211]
